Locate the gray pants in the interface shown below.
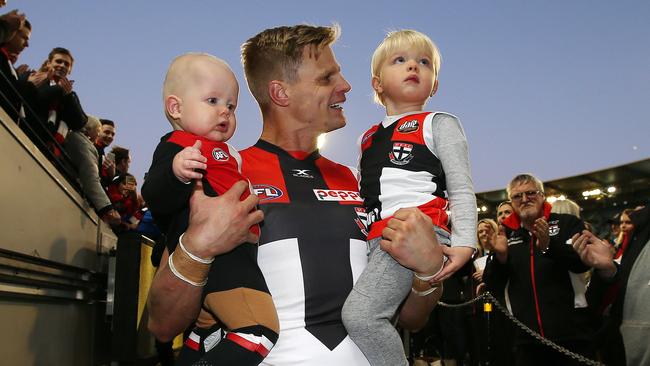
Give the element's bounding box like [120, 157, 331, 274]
[342, 228, 450, 366]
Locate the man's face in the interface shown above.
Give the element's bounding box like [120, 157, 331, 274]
[46, 53, 73, 79]
[97, 125, 115, 146]
[286, 45, 351, 135]
[4, 26, 30, 60]
[496, 203, 513, 224]
[509, 181, 544, 223]
[116, 154, 131, 174]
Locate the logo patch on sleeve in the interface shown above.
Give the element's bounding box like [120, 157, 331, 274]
[212, 148, 230, 162]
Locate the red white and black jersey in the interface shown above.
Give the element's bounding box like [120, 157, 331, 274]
[359, 112, 449, 240]
[240, 140, 370, 366]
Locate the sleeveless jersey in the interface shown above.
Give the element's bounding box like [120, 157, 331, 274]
[359, 112, 449, 240]
[240, 140, 370, 366]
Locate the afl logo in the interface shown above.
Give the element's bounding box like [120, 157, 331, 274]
[212, 148, 230, 162]
[253, 184, 284, 202]
[397, 119, 419, 133]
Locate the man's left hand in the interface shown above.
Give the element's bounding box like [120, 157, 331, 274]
[533, 217, 549, 251]
[380, 208, 444, 277]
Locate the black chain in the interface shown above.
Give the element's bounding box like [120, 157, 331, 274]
[438, 292, 605, 366]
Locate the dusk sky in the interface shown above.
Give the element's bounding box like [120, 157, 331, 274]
[15, 1, 650, 192]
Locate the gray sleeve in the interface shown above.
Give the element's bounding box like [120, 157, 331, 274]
[65, 132, 112, 212]
[430, 113, 477, 248]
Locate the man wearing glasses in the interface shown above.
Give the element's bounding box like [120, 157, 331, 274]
[484, 173, 594, 366]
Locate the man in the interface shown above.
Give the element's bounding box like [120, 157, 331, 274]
[95, 118, 116, 187]
[573, 205, 649, 366]
[0, 17, 29, 120]
[0, 9, 25, 47]
[110, 145, 130, 175]
[484, 173, 593, 366]
[64, 115, 120, 225]
[146, 24, 442, 365]
[28, 47, 87, 156]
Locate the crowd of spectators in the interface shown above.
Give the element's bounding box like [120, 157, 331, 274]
[0, 5, 148, 236]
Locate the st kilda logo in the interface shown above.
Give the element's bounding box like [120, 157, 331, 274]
[212, 148, 229, 162]
[389, 142, 414, 165]
[397, 119, 419, 133]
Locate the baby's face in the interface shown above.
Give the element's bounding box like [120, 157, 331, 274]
[376, 45, 435, 107]
[178, 61, 239, 142]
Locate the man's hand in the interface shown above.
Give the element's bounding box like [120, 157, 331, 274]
[533, 217, 549, 251]
[27, 71, 49, 87]
[58, 77, 74, 95]
[182, 180, 263, 259]
[492, 224, 509, 264]
[472, 269, 484, 282]
[380, 208, 444, 277]
[431, 246, 475, 282]
[571, 230, 616, 278]
[172, 140, 207, 183]
[101, 209, 121, 226]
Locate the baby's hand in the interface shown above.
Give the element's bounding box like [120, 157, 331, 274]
[172, 140, 207, 183]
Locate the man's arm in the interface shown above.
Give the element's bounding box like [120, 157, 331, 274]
[379, 207, 445, 330]
[572, 230, 617, 279]
[147, 181, 263, 341]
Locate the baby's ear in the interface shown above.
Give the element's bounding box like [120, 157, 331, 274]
[166, 95, 182, 119]
[371, 76, 383, 94]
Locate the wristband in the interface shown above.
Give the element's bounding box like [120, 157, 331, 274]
[168, 252, 207, 287]
[179, 233, 214, 264]
[411, 286, 440, 297]
[414, 260, 445, 281]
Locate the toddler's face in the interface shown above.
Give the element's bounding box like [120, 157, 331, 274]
[178, 62, 239, 142]
[375, 45, 435, 108]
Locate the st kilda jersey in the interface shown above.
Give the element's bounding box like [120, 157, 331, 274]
[240, 140, 370, 366]
[359, 111, 477, 247]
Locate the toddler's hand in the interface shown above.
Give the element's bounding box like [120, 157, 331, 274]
[172, 140, 207, 183]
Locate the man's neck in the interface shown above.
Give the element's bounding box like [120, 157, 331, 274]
[260, 112, 319, 153]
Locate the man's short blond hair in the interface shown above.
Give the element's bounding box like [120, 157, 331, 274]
[162, 53, 231, 125]
[371, 30, 442, 105]
[241, 24, 340, 111]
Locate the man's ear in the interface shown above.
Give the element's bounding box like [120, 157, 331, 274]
[371, 76, 383, 94]
[430, 79, 439, 97]
[269, 80, 289, 107]
[165, 95, 182, 119]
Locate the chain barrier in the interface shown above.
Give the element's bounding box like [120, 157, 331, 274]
[437, 292, 604, 366]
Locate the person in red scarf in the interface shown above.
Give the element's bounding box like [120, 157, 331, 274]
[107, 173, 142, 232]
[614, 209, 636, 260]
[0, 15, 29, 121]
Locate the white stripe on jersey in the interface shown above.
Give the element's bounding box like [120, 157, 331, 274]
[257, 237, 369, 366]
[378, 167, 442, 219]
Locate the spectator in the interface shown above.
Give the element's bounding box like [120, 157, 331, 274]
[110, 146, 130, 176]
[107, 173, 141, 232]
[64, 114, 120, 225]
[572, 205, 649, 366]
[551, 198, 581, 218]
[484, 173, 593, 366]
[615, 208, 635, 260]
[0, 9, 25, 44]
[0, 17, 29, 120]
[95, 118, 116, 186]
[27, 47, 87, 156]
[496, 200, 513, 225]
[606, 212, 622, 245]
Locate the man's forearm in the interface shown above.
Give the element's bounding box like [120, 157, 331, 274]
[147, 249, 203, 342]
[398, 282, 441, 331]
